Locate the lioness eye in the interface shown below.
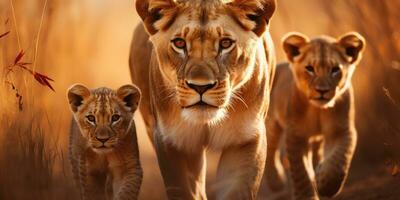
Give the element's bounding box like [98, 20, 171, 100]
[171, 38, 186, 49]
[305, 65, 315, 73]
[86, 115, 95, 123]
[220, 38, 234, 49]
[331, 65, 341, 74]
[111, 114, 120, 122]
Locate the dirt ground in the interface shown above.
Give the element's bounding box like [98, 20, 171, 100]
[332, 164, 400, 200]
[257, 162, 400, 200]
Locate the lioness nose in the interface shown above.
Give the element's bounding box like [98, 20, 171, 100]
[96, 137, 109, 143]
[187, 82, 216, 95]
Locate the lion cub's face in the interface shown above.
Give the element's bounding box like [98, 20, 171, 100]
[136, 0, 275, 124]
[67, 84, 141, 153]
[282, 32, 365, 108]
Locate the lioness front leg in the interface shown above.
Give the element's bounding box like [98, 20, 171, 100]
[316, 129, 357, 197]
[154, 130, 207, 200]
[286, 132, 319, 200]
[216, 133, 266, 200]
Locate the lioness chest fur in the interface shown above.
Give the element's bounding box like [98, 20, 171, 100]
[265, 32, 365, 200]
[67, 84, 143, 200]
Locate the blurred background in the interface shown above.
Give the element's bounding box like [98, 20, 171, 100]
[0, 0, 399, 199]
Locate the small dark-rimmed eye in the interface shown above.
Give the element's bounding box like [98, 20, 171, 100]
[305, 65, 315, 73]
[86, 115, 95, 123]
[331, 65, 341, 74]
[111, 114, 120, 122]
[171, 38, 186, 49]
[220, 38, 234, 49]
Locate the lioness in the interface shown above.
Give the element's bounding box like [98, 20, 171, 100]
[265, 32, 365, 200]
[130, 0, 276, 199]
[67, 84, 143, 200]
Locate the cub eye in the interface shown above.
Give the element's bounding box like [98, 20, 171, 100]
[86, 115, 96, 123]
[171, 38, 186, 49]
[220, 38, 234, 50]
[331, 65, 341, 74]
[111, 114, 121, 122]
[305, 65, 315, 73]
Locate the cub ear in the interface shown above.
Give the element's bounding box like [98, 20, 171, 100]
[282, 32, 310, 62]
[136, 0, 178, 35]
[117, 84, 141, 112]
[337, 32, 366, 64]
[228, 0, 276, 36]
[67, 84, 91, 113]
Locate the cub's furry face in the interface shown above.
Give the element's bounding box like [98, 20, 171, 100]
[282, 32, 365, 108]
[67, 84, 141, 153]
[136, 0, 276, 124]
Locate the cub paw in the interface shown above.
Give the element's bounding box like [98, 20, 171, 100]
[265, 169, 286, 192]
[315, 164, 346, 197]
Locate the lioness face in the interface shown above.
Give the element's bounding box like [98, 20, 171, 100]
[136, 0, 276, 124]
[67, 85, 141, 153]
[153, 16, 259, 124]
[282, 32, 365, 108]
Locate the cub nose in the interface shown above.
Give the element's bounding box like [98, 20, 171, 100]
[96, 137, 109, 143]
[186, 82, 216, 95]
[316, 88, 329, 95]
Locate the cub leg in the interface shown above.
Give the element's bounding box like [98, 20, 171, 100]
[315, 129, 357, 197]
[265, 120, 286, 192]
[78, 155, 90, 200]
[216, 133, 266, 200]
[286, 132, 319, 200]
[105, 174, 113, 200]
[114, 131, 143, 200]
[78, 154, 107, 200]
[69, 151, 80, 191]
[311, 139, 324, 169]
[86, 171, 107, 200]
[113, 162, 143, 200]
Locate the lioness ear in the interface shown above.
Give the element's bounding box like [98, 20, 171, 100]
[136, 0, 178, 35]
[282, 32, 310, 62]
[67, 84, 90, 113]
[117, 84, 141, 112]
[337, 32, 366, 64]
[228, 0, 276, 36]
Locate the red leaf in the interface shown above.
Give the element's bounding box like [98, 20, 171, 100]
[14, 50, 24, 65]
[33, 72, 55, 91]
[0, 31, 10, 39]
[40, 74, 54, 81]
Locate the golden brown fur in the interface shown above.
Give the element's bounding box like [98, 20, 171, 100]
[67, 84, 143, 200]
[265, 32, 365, 200]
[130, 0, 276, 199]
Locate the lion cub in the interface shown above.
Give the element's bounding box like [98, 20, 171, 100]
[67, 84, 143, 200]
[265, 32, 365, 200]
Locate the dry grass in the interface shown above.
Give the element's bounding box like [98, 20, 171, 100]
[0, 0, 399, 199]
[0, 113, 76, 200]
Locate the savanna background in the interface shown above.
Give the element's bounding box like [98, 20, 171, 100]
[0, 0, 399, 199]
